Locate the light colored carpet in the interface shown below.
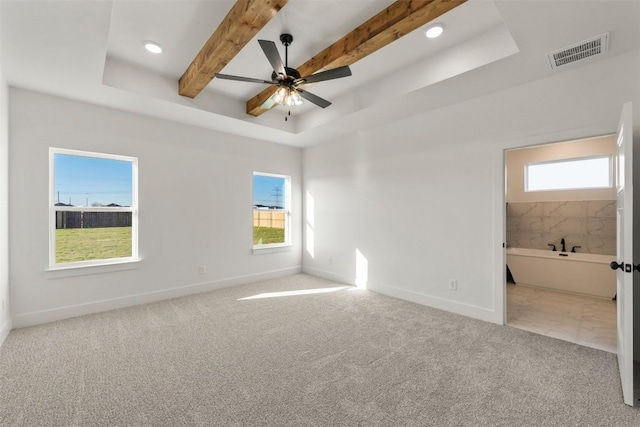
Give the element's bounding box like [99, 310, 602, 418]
[1, 274, 639, 426]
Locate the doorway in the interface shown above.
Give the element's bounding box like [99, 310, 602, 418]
[503, 135, 617, 353]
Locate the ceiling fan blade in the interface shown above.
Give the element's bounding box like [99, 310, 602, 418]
[298, 89, 331, 108]
[297, 66, 352, 85]
[258, 39, 286, 78]
[215, 74, 274, 84]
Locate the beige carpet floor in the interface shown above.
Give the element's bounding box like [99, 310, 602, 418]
[1, 274, 639, 426]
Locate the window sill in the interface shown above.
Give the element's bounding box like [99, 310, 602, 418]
[46, 258, 142, 279]
[252, 244, 292, 255]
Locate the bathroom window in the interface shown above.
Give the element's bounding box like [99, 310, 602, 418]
[253, 172, 291, 249]
[525, 155, 612, 192]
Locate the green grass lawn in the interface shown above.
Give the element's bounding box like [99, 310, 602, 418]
[253, 226, 285, 245]
[56, 227, 132, 263]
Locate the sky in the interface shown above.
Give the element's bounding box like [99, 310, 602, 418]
[253, 175, 286, 208]
[54, 154, 133, 206]
[55, 155, 283, 208]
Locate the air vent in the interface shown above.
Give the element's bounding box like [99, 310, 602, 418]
[547, 33, 609, 70]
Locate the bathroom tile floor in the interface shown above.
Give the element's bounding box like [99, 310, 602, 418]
[507, 283, 616, 353]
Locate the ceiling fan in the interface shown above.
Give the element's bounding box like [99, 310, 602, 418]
[215, 33, 352, 110]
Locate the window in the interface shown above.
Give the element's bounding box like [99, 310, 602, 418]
[525, 155, 612, 192]
[253, 172, 290, 248]
[49, 148, 138, 268]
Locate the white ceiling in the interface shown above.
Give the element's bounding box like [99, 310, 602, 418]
[2, 0, 640, 147]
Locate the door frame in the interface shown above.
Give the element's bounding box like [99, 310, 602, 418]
[493, 127, 617, 326]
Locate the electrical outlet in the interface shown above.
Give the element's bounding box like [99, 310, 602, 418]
[448, 279, 458, 291]
[198, 265, 207, 275]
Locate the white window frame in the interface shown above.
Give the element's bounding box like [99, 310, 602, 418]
[252, 172, 291, 251]
[524, 155, 613, 192]
[49, 147, 139, 269]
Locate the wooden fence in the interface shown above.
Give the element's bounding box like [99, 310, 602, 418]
[57, 210, 277, 230]
[56, 211, 132, 229]
[253, 210, 285, 229]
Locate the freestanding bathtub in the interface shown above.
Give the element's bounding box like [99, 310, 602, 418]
[506, 247, 616, 298]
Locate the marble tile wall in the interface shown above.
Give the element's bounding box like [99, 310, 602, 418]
[506, 201, 616, 255]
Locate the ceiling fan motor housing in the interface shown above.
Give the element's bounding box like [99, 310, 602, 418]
[272, 67, 301, 83]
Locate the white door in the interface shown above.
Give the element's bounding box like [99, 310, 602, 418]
[614, 102, 634, 406]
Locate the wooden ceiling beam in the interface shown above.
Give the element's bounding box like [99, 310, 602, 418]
[179, 0, 288, 99]
[246, 0, 466, 117]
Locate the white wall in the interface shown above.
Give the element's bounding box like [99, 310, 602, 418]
[506, 135, 617, 202]
[0, 6, 10, 344]
[9, 89, 302, 327]
[303, 49, 640, 324]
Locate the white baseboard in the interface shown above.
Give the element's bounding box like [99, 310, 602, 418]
[303, 267, 498, 323]
[0, 318, 11, 347]
[371, 283, 498, 324]
[302, 266, 353, 285]
[12, 267, 302, 328]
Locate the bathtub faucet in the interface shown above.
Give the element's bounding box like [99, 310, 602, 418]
[561, 238, 566, 252]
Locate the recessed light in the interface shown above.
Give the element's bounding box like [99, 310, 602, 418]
[143, 41, 163, 54]
[425, 24, 444, 39]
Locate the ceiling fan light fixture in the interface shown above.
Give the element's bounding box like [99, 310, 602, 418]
[273, 87, 287, 104]
[274, 87, 303, 107]
[425, 24, 444, 39]
[291, 90, 303, 106]
[284, 90, 297, 107]
[143, 41, 163, 54]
